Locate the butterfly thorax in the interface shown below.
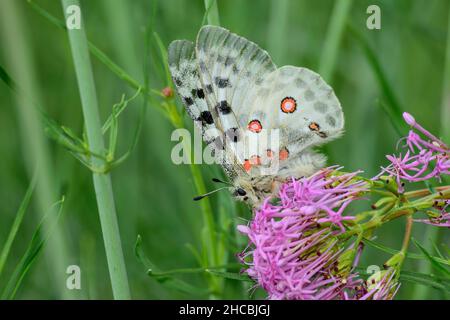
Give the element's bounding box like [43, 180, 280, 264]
[232, 150, 327, 206]
[232, 175, 279, 206]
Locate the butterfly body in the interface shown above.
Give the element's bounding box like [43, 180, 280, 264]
[169, 26, 344, 207]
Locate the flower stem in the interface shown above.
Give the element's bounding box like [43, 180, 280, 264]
[400, 216, 413, 255]
[61, 0, 130, 299]
[404, 185, 450, 199]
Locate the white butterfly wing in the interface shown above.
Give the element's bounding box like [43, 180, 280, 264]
[168, 40, 238, 178]
[239, 66, 344, 176]
[169, 26, 344, 184]
[193, 25, 277, 176]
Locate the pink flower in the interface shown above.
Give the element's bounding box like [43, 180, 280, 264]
[237, 168, 368, 300]
[382, 113, 449, 191]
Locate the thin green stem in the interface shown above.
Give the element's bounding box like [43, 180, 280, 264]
[405, 186, 450, 199]
[267, 0, 290, 64]
[401, 216, 413, 254]
[61, 0, 130, 299]
[0, 174, 36, 277]
[203, 0, 220, 26]
[319, 0, 353, 81]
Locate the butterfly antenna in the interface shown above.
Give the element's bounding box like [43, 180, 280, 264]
[193, 186, 229, 201]
[212, 178, 232, 185]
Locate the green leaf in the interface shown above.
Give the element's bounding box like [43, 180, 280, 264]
[363, 238, 450, 266]
[43, 115, 87, 155]
[412, 238, 450, 277]
[400, 270, 450, 292]
[205, 270, 252, 282]
[102, 88, 141, 134]
[0, 174, 37, 277]
[1, 197, 66, 299]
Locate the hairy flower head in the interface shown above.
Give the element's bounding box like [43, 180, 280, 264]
[237, 167, 369, 300]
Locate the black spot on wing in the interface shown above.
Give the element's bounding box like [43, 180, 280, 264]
[183, 97, 194, 106]
[191, 88, 205, 99]
[198, 111, 214, 125]
[205, 84, 213, 94]
[214, 77, 231, 88]
[197, 88, 205, 99]
[173, 77, 183, 87]
[216, 101, 232, 114]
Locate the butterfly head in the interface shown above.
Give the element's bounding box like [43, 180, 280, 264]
[232, 185, 253, 204]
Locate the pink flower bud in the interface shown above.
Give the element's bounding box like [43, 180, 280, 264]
[403, 112, 416, 126]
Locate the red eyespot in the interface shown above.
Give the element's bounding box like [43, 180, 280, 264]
[309, 122, 320, 131]
[279, 147, 289, 160]
[280, 97, 297, 113]
[243, 159, 252, 172]
[247, 119, 262, 133]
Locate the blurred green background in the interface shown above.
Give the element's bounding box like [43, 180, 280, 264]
[0, 0, 448, 299]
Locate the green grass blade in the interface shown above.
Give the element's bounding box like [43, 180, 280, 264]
[266, 0, 290, 64]
[0, 64, 17, 91]
[412, 238, 450, 276]
[319, 0, 353, 81]
[0, 0, 74, 299]
[349, 24, 409, 136]
[0, 175, 37, 277]
[441, 5, 450, 143]
[61, 0, 131, 299]
[203, 0, 220, 26]
[1, 197, 65, 300]
[153, 32, 173, 88]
